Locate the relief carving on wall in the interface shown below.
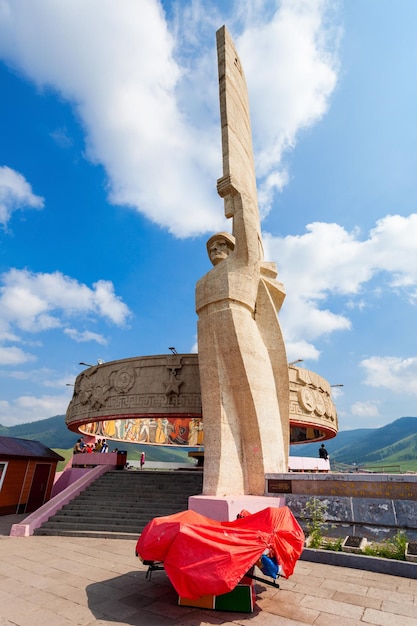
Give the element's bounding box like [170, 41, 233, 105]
[66, 356, 201, 421]
[164, 366, 184, 397]
[111, 366, 136, 394]
[289, 367, 338, 426]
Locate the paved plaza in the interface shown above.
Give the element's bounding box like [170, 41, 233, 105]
[1, 515, 417, 625]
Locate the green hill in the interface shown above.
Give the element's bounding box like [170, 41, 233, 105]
[290, 416, 417, 469]
[0, 414, 74, 448]
[290, 428, 376, 460]
[334, 417, 417, 464]
[3, 414, 417, 470]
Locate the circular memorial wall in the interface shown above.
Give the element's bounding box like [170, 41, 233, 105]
[66, 355, 338, 447]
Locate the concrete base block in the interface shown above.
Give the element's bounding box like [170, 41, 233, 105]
[188, 495, 286, 522]
[342, 536, 368, 554]
[406, 542, 417, 563]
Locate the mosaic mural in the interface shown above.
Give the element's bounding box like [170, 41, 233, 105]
[79, 416, 204, 447]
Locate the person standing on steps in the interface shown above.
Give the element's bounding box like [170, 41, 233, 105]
[73, 438, 84, 454]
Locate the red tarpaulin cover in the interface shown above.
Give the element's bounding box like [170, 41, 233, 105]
[136, 506, 304, 599]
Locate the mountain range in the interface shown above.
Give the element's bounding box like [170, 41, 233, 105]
[1, 414, 417, 468]
[290, 416, 417, 468]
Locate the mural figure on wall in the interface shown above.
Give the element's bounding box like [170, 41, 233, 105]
[155, 417, 169, 444]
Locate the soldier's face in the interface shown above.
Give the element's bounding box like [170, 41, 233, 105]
[209, 238, 230, 265]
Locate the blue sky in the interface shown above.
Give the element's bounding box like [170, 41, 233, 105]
[0, 0, 416, 432]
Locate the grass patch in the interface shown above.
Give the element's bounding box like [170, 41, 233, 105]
[363, 531, 408, 561]
[362, 460, 417, 474]
[54, 448, 73, 472]
[309, 531, 409, 561]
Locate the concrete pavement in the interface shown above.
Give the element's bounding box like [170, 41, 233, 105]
[1, 514, 417, 625]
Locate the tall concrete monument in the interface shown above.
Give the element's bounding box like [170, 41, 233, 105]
[196, 26, 289, 497]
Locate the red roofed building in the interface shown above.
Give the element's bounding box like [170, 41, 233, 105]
[0, 436, 64, 515]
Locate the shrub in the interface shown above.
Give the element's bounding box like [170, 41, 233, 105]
[303, 498, 328, 549]
[363, 531, 408, 561]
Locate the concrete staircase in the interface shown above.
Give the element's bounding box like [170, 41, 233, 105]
[34, 470, 203, 539]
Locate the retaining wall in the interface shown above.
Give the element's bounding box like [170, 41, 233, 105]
[266, 472, 417, 540]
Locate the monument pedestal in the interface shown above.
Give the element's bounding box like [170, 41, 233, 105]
[178, 572, 256, 613]
[189, 494, 286, 522]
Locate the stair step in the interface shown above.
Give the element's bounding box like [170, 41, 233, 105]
[48, 510, 184, 522]
[35, 469, 203, 538]
[34, 528, 140, 539]
[38, 521, 146, 532]
[57, 508, 186, 518]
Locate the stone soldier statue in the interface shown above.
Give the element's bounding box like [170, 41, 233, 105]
[196, 26, 289, 496]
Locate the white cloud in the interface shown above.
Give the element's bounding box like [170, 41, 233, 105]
[0, 366, 76, 391]
[0, 393, 71, 426]
[50, 127, 73, 148]
[91, 280, 131, 325]
[350, 401, 380, 418]
[0, 345, 36, 365]
[0, 0, 339, 237]
[263, 213, 417, 359]
[0, 269, 131, 333]
[286, 339, 320, 362]
[0, 270, 130, 365]
[42, 372, 78, 390]
[366, 214, 417, 299]
[236, 0, 339, 214]
[330, 385, 344, 400]
[361, 356, 417, 396]
[0, 165, 44, 227]
[64, 328, 107, 345]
